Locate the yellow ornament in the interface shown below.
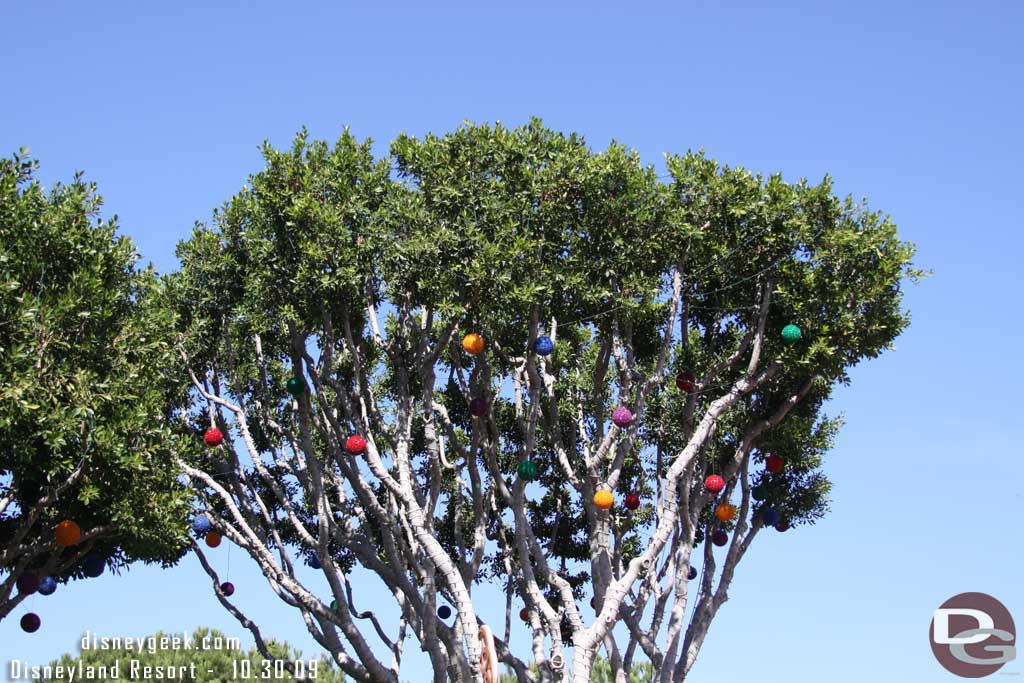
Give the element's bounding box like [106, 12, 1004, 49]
[594, 490, 614, 510]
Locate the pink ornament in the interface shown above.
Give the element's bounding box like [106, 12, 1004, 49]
[612, 407, 633, 428]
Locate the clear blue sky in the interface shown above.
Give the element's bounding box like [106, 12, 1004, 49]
[2, 1, 1022, 680]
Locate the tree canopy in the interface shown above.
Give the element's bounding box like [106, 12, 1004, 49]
[167, 120, 920, 683]
[0, 151, 193, 624]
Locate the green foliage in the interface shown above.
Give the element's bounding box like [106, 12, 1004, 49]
[45, 627, 345, 682]
[0, 150, 194, 577]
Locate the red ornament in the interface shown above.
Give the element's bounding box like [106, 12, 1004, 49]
[675, 371, 695, 392]
[624, 494, 640, 511]
[765, 454, 784, 473]
[345, 435, 367, 455]
[204, 428, 223, 447]
[704, 475, 725, 494]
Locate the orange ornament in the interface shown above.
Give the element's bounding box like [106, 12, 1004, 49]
[715, 504, 736, 522]
[55, 520, 81, 547]
[462, 333, 485, 355]
[519, 607, 530, 623]
[205, 531, 222, 548]
[594, 490, 614, 510]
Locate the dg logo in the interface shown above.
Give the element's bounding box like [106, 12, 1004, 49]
[930, 592, 1016, 678]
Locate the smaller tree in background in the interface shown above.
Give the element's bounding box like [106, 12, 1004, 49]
[0, 152, 193, 627]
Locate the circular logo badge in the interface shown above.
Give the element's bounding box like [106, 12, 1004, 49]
[930, 592, 1016, 677]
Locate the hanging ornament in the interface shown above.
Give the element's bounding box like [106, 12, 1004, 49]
[307, 555, 322, 570]
[205, 531, 222, 548]
[20, 613, 41, 633]
[675, 371, 695, 392]
[761, 508, 780, 526]
[687, 566, 698, 581]
[751, 484, 767, 501]
[517, 460, 538, 481]
[519, 607, 530, 623]
[83, 554, 105, 578]
[437, 605, 452, 619]
[715, 504, 736, 522]
[775, 519, 791, 533]
[345, 435, 367, 455]
[330, 599, 340, 613]
[286, 376, 306, 397]
[38, 576, 57, 596]
[624, 494, 641, 511]
[220, 581, 235, 597]
[765, 454, 784, 473]
[462, 333, 485, 355]
[534, 336, 555, 356]
[612, 407, 633, 428]
[711, 529, 729, 547]
[704, 475, 725, 494]
[469, 398, 489, 417]
[192, 516, 212, 534]
[204, 428, 224, 447]
[16, 573, 40, 595]
[593, 490, 614, 510]
[781, 324, 802, 343]
[55, 519, 81, 547]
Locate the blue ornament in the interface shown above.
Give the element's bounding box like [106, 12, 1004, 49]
[307, 555, 322, 569]
[687, 566, 697, 581]
[83, 554, 105, 578]
[437, 605, 452, 619]
[761, 508, 780, 526]
[534, 336, 554, 356]
[192, 516, 212, 534]
[38, 576, 57, 596]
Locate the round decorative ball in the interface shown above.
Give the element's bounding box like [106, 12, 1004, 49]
[704, 475, 725, 495]
[781, 324, 802, 343]
[711, 529, 729, 547]
[761, 508, 780, 526]
[519, 607, 530, 623]
[517, 460, 538, 481]
[593, 490, 614, 510]
[437, 605, 452, 619]
[469, 398, 489, 417]
[624, 494, 640, 511]
[765, 454, 784, 473]
[751, 484, 767, 501]
[83, 554, 105, 578]
[38, 576, 57, 596]
[220, 581, 235, 597]
[462, 333, 485, 355]
[204, 428, 224, 447]
[20, 613, 41, 633]
[775, 519, 791, 533]
[205, 531, 222, 548]
[16, 572, 40, 595]
[192, 516, 212, 534]
[55, 519, 82, 547]
[286, 376, 306, 397]
[675, 371, 695, 392]
[307, 555, 322, 569]
[687, 566, 698, 581]
[330, 599, 339, 613]
[612, 407, 633, 428]
[534, 336, 554, 356]
[714, 503, 736, 522]
[345, 435, 367, 455]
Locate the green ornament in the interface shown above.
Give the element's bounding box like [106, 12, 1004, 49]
[286, 376, 306, 397]
[517, 460, 538, 481]
[752, 484, 767, 501]
[781, 324, 802, 343]
[330, 599, 339, 613]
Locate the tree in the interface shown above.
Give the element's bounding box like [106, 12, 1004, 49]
[0, 151, 192, 625]
[37, 627, 346, 682]
[167, 121, 920, 683]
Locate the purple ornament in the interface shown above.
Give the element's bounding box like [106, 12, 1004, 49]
[469, 398, 488, 417]
[20, 613, 41, 633]
[16, 572, 40, 595]
[711, 529, 729, 547]
[612, 407, 633, 428]
[220, 581, 235, 596]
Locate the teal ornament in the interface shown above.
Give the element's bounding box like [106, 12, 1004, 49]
[286, 376, 306, 397]
[517, 460, 538, 481]
[751, 484, 767, 501]
[781, 324, 802, 343]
